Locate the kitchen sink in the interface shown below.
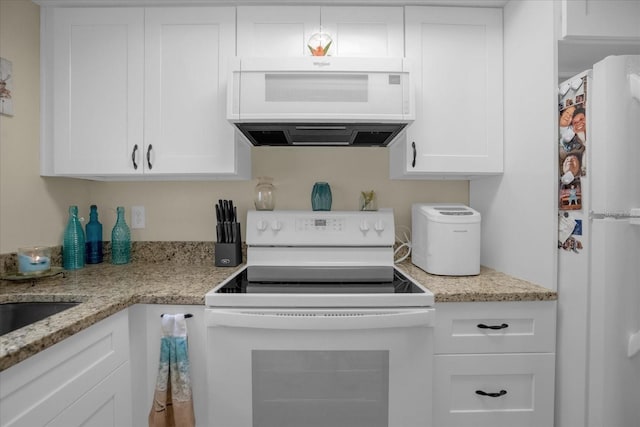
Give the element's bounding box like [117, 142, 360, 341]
[0, 302, 80, 336]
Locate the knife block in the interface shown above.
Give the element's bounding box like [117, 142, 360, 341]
[215, 241, 242, 267]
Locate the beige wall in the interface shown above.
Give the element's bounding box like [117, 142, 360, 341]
[0, 0, 468, 254]
[0, 0, 90, 254]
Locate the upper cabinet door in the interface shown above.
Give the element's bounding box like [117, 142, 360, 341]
[237, 6, 320, 57]
[561, 0, 640, 40]
[42, 6, 250, 180]
[320, 7, 404, 57]
[144, 7, 239, 175]
[390, 6, 503, 178]
[236, 6, 403, 57]
[47, 8, 145, 176]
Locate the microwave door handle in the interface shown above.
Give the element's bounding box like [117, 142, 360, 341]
[205, 309, 434, 330]
[294, 126, 348, 130]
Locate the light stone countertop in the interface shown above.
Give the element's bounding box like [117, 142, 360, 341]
[0, 260, 555, 372]
[396, 262, 557, 303]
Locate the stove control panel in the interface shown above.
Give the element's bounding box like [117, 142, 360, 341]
[296, 217, 345, 232]
[246, 209, 395, 246]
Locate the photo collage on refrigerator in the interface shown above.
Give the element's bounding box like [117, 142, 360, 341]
[558, 75, 588, 252]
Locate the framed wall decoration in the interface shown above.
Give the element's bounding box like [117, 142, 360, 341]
[0, 57, 14, 116]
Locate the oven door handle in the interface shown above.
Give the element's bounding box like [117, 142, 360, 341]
[205, 309, 435, 330]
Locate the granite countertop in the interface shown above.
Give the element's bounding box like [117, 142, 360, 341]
[0, 259, 555, 372]
[396, 262, 557, 303]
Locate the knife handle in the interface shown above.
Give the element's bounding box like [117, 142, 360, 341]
[229, 200, 235, 221]
[222, 200, 229, 221]
[231, 222, 237, 243]
[234, 222, 241, 243]
[216, 223, 224, 243]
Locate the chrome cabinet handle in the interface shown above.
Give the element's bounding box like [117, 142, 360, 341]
[131, 144, 138, 170]
[477, 323, 509, 330]
[146, 144, 153, 170]
[411, 141, 417, 168]
[476, 389, 507, 398]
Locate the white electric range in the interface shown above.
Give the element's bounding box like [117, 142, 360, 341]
[205, 209, 434, 427]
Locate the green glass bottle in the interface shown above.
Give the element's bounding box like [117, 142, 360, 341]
[111, 206, 131, 265]
[63, 205, 85, 270]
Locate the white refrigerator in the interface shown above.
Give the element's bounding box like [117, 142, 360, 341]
[556, 55, 640, 427]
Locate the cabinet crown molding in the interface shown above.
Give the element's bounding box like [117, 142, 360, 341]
[33, 0, 508, 7]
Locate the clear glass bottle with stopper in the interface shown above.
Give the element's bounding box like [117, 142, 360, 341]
[254, 176, 276, 210]
[111, 206, 131, 265]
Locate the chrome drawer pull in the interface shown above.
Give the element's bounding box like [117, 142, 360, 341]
[476, 389, 507, 398]
[477, 323, 509, 330]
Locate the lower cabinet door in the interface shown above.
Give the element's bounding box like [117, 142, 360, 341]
[433, 353, 555, 427]
[0, 310, 130, 427]
[46, 362, 132, 427]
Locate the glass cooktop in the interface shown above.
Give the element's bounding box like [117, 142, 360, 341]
[213, 267, 426, 295]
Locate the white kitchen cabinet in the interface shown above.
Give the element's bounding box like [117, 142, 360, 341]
[128, 304, 207, 426]
[560, 0, 640, 40]
[41, 7, 144, 177]
[236, 5, 403, 57]
[433, 353, 555, 427]
[432, 301, 556, 427]
[41, 7, 250, 180]
[44, 362, 132, 427]
[320, 7, 404, 57]
[144, 8, 248, 178]
[389, 6, 503, 178]
[0, 309, 131, 427]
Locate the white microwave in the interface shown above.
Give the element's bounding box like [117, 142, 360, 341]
[227, 57, 414, 146]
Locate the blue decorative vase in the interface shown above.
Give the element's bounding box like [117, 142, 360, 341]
[85, 205, 103, 264]
[311, 182, 332, 211]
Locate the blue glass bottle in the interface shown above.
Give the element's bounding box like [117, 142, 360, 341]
[111, 206, 131, 265]
[311, 182, 332, 211]
[85, 205, 103, 264]
[63, 205, 85, 270]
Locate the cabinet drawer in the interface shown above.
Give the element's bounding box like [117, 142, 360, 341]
[434, 353, 555, 427]
[434, 301, 556, 354]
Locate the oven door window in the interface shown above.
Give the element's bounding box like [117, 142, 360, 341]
[252, 350, 388, 427]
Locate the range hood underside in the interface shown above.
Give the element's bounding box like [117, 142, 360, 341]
[235, 123, 407, 147]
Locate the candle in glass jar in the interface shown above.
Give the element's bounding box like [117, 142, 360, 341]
[17, 247, 51, 274]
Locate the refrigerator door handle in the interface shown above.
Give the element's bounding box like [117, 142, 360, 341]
[590, 209, 640, 224]
[629, 330, 640, 359]
[630, 73, 640, 102]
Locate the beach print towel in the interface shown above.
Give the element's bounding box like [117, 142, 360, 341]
[149, 314, 195, 427]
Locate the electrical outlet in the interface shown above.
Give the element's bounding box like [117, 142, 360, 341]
[131, 206, 145, 229]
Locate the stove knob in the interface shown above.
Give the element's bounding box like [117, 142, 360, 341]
[256, 219, 268, 232]
[359, 220, 370, 232]
[374, 219, 385, 232]
[271, 220, 282, 231]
